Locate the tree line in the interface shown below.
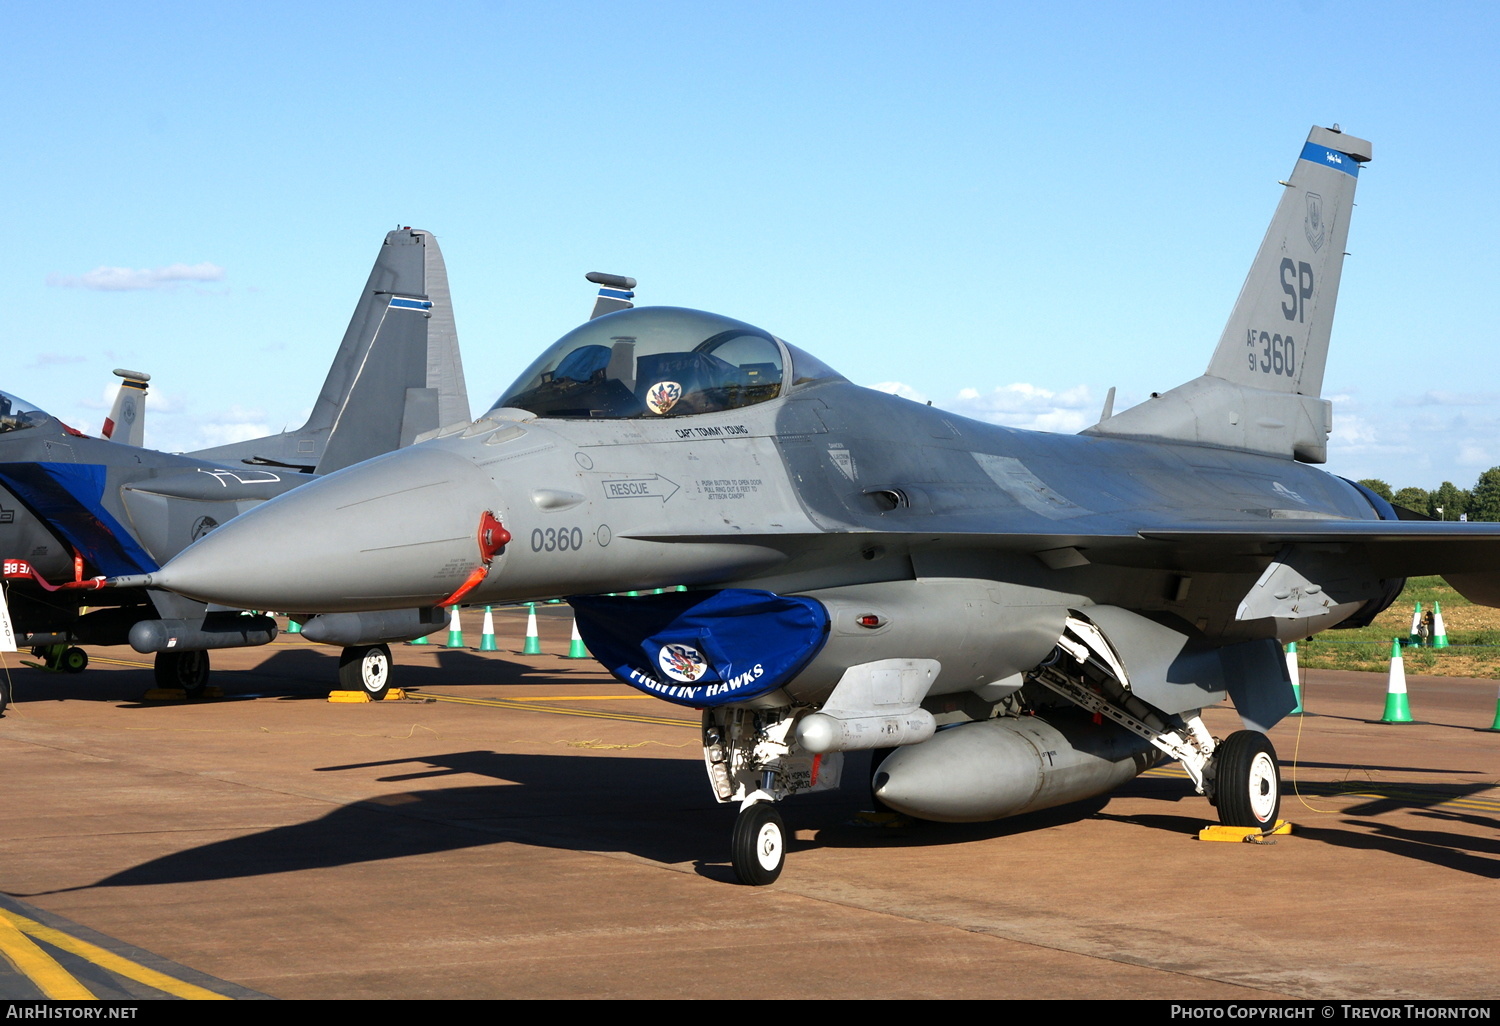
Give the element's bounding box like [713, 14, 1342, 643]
[1358, 467, 1500, 522]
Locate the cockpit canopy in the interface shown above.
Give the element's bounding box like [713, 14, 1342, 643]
[0, 391, 49, 434]
[492, 307, 843, 420]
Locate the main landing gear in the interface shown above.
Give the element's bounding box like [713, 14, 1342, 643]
[339, 644, 392, 700]
[1031, 614, 1283, 832]
[155, 650, 210, 697]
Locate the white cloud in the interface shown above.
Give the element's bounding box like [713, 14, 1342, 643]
[869, 381, 929, 403]
[1401, 390, 1500, 407]
[1325, 390, 1500, 487]
[867, 379, 1098, 433]
[947, 382, 1096, 434]
[46, 262, 226, 291]
[193, 406, 271, 448]
[27, 352, 87, 369]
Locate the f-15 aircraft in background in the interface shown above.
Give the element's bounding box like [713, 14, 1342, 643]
[0, 228, 470, 706]
[127, 127, 1500, 885]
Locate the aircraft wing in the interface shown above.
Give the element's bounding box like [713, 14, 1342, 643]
[625, 519, 1500, 579]
[1138, 521, 1500, 577]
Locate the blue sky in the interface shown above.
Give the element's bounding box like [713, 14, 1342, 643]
[7, 1, 1499, 491]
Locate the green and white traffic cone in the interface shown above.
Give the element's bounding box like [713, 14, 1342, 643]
[446, 604, 464, 648]
[1285, 642, 1303, 715]
[287, 617, 302, 635]
[1487, 685, 1500, 732]
[409, 629, 428, 645]
[479, 606, 498, 652]
[1432, 602, 1449, 649]
[566, 615, 588, 658]
[1380, 638, 1414, 724]
[522, 603, 542, 655]
[1408, 601, 1422, 647]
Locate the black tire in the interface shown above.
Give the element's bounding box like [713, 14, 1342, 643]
[1213, 730, 1281, 829]
[61, 647, 88, 674]
[0, 675, 10, 717]
[731, 803, 786, 886]
[339, 644, 393, 700]
[155, 651, 210, 697]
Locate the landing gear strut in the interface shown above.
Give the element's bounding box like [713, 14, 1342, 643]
[703, 707, 841, 885]
[1031, 614, 1284, 830]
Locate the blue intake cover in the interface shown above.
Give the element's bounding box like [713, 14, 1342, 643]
[569, 589, 829, 707]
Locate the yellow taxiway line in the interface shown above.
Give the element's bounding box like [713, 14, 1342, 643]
[0, 909, 230, 1000]
[0, 913, 95, 1000]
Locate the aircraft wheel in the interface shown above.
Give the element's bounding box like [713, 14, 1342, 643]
[61, 647, 89, 674]
[1213, 730, 1281, 829]
[156, 651, 210, 697]
[0, 675, 10, 717]
[339, 644, 392, 700]
[731, 803, 785, 886]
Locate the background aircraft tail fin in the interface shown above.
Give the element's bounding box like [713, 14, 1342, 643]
[1086, 126, 1371, 463]
[101, 368, 150, 447]
[586, 272, 636, 319]
[189, 228, 470, 474]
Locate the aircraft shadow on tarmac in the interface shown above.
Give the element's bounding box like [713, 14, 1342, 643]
[0, 645, 609, 710]
[1296, 811, 1500, 879]
[31, 749, 1121, 893]
[417, 648, 615, 687]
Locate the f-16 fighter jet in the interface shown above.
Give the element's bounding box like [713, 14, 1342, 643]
[127, 127, 1500, 885]
[0, 228, 468, 705]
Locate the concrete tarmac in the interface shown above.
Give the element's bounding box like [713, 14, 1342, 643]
[1, 606, 1497, 1000]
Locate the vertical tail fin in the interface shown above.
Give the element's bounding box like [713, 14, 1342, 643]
[1206, 125, 1371, 398]
[189, 228, 470, 473]
[102, 369, 150, 447]
[1086, 126, 1371, 462]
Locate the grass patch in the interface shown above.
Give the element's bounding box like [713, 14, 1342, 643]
[1296, 576, 1500, 677]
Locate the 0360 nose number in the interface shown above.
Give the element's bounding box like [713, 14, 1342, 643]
[531, 527, 584, 553]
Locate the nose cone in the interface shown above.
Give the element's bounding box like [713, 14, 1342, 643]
[155, 446, 504, 612]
